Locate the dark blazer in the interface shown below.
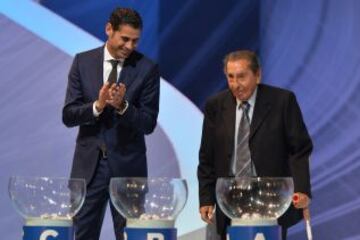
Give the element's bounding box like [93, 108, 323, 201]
[62, 46, 160, 184]
[198, 84, 312, 235]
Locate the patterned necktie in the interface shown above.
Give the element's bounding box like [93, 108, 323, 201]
[234, 101, 255, 176]
[107, 60, 119, 85]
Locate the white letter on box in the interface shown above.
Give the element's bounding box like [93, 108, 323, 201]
[254, 233, 266, 240]
[40, 230, 59, 240]
[147, 233, 165, 240]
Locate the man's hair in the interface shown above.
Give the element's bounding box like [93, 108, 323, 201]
[223, 50, 260, 74]
[109, 7, 143, 31]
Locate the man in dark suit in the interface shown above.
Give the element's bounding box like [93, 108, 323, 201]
[197, 50, 312, 240]
[62, 7, 160, 240]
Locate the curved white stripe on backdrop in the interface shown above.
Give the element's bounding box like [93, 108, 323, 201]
[0, 0, 205, 235]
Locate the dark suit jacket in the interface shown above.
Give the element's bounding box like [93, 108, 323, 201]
[62, 46, 160, 184]
[198, 84, 312, 235]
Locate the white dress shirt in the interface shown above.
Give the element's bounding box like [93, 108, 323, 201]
[93, 43, 126, 116]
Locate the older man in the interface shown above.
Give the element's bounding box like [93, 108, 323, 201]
[198, 50, 312, 239]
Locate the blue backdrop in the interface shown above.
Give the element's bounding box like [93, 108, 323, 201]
[1, 0, 360, 239]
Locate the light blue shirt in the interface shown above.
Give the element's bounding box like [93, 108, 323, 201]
[232, 87, 258, 175]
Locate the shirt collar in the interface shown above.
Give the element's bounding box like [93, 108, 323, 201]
[104, 43, 124, 63]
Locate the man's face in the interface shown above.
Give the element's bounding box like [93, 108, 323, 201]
[106, 23, 141, 60]
[225, 59, 260, 101]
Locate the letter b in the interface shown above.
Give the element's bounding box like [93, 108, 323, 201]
[147, 232, 165, 240]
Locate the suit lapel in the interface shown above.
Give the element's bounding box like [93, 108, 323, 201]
[250, 85, 271, 140]
[222, 91, 237, 157]
[118, 53, 137, 89]
[92, 47, 104, 98]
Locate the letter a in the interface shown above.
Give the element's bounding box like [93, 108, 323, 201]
[254, 233, 266, 240]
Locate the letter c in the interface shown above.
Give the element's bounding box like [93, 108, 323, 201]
[40, 230, 59, 240]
